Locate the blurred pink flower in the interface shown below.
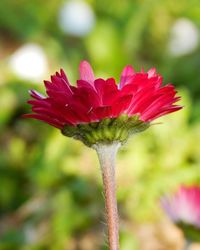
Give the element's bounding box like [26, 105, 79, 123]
[24, 60, 182, 130]
[162, 186, 200, 228]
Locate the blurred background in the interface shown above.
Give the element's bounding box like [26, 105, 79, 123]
[0, 0, 200, 249]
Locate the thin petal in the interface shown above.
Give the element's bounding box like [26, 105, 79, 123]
[94, 78, 118, 105]
[93, 106, 112, 120]
[60, 68, 70, 84]
[147, 68, 156, 78]
[119, 65, 135, 88]
[29, 90, 45, 100]
[27, 99, 50, 108]
[79, 60, 95, 84]
[23, 114, 64, 129]
[112, 95, 133, 117]
[142, 106, 182, 121]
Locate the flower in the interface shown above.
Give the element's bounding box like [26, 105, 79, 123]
[24, 61, 182, 146]
[162, 186, 200, 241]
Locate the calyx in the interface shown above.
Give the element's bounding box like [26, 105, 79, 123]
[62, 114, 150, 147]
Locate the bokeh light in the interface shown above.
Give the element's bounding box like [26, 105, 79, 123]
[58, 0, 96, 37]
[169, 18, 199, 56]
[9, 43, 48, 81]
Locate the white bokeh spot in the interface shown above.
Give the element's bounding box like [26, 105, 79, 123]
[58, 0, 95, 37]
[9, 43, 48, 82]
[169, 18, 199, 56]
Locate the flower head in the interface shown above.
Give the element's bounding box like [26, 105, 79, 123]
[162, 186, 200, 241]
[24, 61, 182, 146]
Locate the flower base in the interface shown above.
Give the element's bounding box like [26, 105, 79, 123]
[62, 114, 150, 147]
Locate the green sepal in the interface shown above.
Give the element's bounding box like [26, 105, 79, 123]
[62, 115, 150, 147]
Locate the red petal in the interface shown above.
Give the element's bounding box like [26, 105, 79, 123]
[73, 85, 100, 107]
[60, 68, 70, 84]
[129, 94, 162, 115]
[139, 94, 181, 120]
[50, 75, 73, 94]
[143, 106, 182, 121]
[29, 90, 45, 100]
[23, 114, 64, 129]
[94, 78, 106, 97]
[94, 78, 118, 105]
[147, 68, 156, 78]
[119, 65, 135, 88]
[25, 64, 182, 127]
[127, 73, 163, 90]
[32, 107, 71, 124]
[111, 95, 133, 117]
[127, 86, 156, 113]
[120, 83, 138, 95]
[93, 106, 112, 120]
[27, 99, 50, 108]
[79, 60, 95, 84]
[77, 80, 94, 89]
[46, 90, 72, 105]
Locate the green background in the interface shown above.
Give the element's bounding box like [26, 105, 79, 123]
[0, 0, 200, 249]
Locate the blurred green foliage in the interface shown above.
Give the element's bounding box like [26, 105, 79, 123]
[0, 0, 200, 249]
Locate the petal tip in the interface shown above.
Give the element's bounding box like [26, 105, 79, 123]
[79, 60, 95, 84]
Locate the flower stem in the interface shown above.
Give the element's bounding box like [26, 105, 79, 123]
[94, 142, 121, 250]
[184, 240, 191, 250]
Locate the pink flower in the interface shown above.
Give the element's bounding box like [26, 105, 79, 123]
[24, 60, 182, 130]
[23, 61, 183, 247]
[162, 186, 200, 229]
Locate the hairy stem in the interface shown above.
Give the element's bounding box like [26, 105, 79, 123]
[94, 142, 120, 250]
[184, 240, 191, 250]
